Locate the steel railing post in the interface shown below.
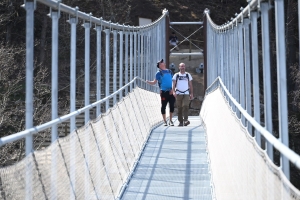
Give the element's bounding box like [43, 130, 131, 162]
[84, 21, 91, 124]
[124, 32, 129, 95]
[50, 8, 60, 199]
[130, 32, 133, 92]
[119, 31, 124, 100]
[96, 25, 102, 116]
[238, 22, 245, 125]
[274, 0, 290, 180]
[250, 11, 261, 146]
[104, 29, 110, 111]
[113, 30, 118, 105]
[24, 2, 34, 199]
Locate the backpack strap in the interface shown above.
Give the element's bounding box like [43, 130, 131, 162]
[175, 72, 190, 93]
[175, 72, 189, 87]
[158, 69, 172, 89]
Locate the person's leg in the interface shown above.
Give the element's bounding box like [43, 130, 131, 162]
[182, 95, 190, 125]
[160, 91, 168, 125]
[168, 93, 175, 126]
[176, 95, 183, 125]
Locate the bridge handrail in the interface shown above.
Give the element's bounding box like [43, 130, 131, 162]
[35, 0, 168, 31]
[206, 77, 300, 169]
[0, 77, 152, 147]
[204, 0, 258, 31]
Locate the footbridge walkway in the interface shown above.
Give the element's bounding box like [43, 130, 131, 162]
[0, 0, 300, 199]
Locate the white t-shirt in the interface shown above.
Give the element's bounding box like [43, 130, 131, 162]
[172, 72, 193, 95]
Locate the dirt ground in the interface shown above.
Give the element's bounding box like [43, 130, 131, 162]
[169, 47, 205, 117]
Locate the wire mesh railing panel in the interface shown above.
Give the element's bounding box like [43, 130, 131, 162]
[0, 87, 162, 199]
[111, 106, 136, 171]
[118, 96, 142, 156]
[200, 86, 300, 200]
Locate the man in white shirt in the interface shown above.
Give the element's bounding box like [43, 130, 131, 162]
[172, 63, 194, 126]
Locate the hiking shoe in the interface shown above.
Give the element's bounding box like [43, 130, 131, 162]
[178, 122, 183, 126]
[163, 121, 168, 126]
[169, 120, 174, 126]
[184, 120, 190, 126]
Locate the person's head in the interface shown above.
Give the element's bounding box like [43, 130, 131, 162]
[172, 32, 175, 35]
[178, 63, 186, 72]
[157, 59, 166, 69]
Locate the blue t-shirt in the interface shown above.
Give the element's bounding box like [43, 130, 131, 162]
[156, 69, 173, 91]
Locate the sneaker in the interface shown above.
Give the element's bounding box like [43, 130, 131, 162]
[184, 120, 190, 126]
[163, 121, 168, 126]
[169, 120, 174, 126]
[178, 122, 183, 126]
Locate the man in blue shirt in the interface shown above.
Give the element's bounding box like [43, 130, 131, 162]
[146, 59, 175, 126]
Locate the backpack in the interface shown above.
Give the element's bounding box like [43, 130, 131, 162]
[158, 69, 173, 89]
[175, 72, 190, 93]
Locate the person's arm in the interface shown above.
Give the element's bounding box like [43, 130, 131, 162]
[172, 79, 177, 97]
[188, 80, 193, 100]
[146, 79, 157, 85]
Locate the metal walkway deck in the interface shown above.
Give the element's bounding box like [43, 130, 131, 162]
[121, 116, 212, 200]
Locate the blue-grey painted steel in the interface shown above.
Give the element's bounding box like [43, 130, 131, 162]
[69, 17, 77, 133]
[219, 31, 223, 85]
[162, 18, 166, 64]
[113, 30, 117, 105]
[170, 52, 203, 56]
[250, 11, 261, 146]
[104, 29, 110, 111]
[238, 23, 245, 124]
[137, 32, 141, 79]
[96, 25, 102, 116]
[25, 1, 34, 157]
[274, 0, 289, 180]
[69, 16, 77, 199]
[0, 77, 143, 146]
[204, 0, 298, 180]
[24, 2, 34, 199]
[51, 11, 59, 198]
[130, 32, 133, 92]
[51, 10, 59, 142]
[140, 32, 144, 89]
[234, 27, 239, 108]
[261, 2, 273, 160]
[125, 32, 129, 95]
[146, 32, 150, 89]
[243, 18, 252, 135]
[170, 21, 203, 25]
[84, 22, 91, 124]
[134, 32, 137, 88]
[36, 0, 168, 31]
[119, 31, 124, 100]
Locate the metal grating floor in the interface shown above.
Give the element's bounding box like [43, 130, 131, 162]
[121, 116, 212, 200]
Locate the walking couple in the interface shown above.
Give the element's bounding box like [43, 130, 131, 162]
[146, 59, 193, 126]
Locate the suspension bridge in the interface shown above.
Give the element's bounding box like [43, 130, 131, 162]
[0, 0, 300, 199]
